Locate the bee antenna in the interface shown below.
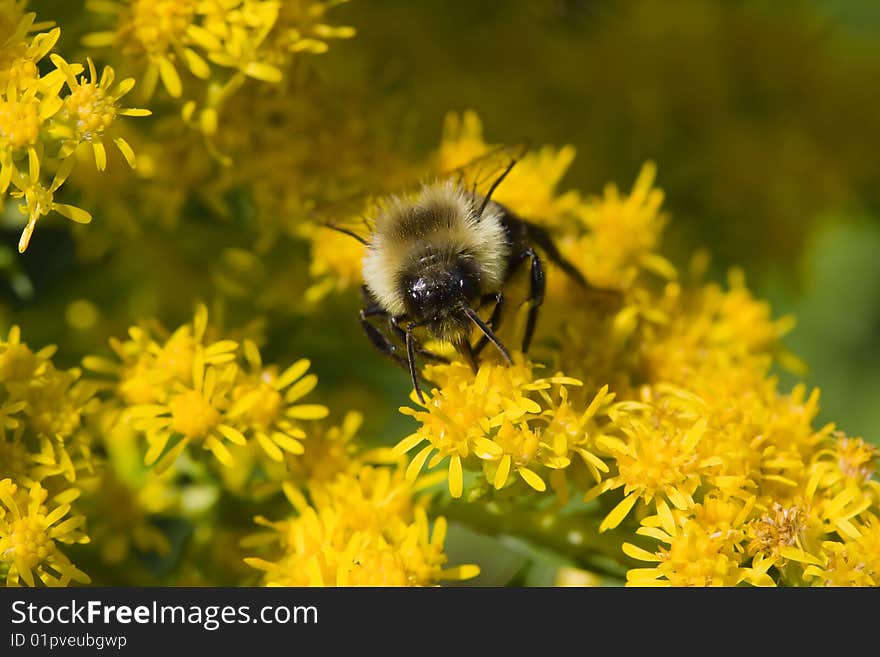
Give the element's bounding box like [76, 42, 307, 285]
[462, 305, 512, 364]
[478, 155, 519, 218]
[323, 222, 369, 246]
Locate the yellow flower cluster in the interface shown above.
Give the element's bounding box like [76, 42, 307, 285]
[0, 326, 96, 585]
[0, 479, 90, 586]
[245, 463, 478, 586]
[85, 0, 354, 137]
[1, 1, 150, 252]
[387, 112, 879, 586]
[85, 304, 328, 473]
[2, 0, 876, 591]
[395, 356, 614, 502]
[0, 326, 98, 484]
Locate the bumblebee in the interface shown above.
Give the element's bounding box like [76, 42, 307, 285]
[332, 146, 595, 402]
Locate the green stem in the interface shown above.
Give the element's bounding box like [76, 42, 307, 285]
[432, 497, 641, 579]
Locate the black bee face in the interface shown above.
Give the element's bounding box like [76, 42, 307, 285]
[401, 257, 481, 323]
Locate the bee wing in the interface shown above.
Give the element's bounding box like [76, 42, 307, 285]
[308, 186, 385, 244]
[437, 142, 530, 199]
[311, 142, 530, 240]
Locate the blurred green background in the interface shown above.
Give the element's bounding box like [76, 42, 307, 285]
[8, 0, 880, 445]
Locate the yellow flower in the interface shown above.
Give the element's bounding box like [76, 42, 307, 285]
[245, 464, 478, 586]
[0, 479, 90, 586]
[624, 496, 754, 586]
[129, 357, 245, 471]
[84, 0, 353, 102]
[624, 519, 748, 587]
[84, 0, 203, 99]
[9, 156, 93, 253]
[84, 304, 237, 405]
[802, 514, 880, 586]
[88, 305, 327, 474]
[0, 81, 62, 193]
[49, 55, 151, 170]
[745, 502, 819, 571]
[0, 325, 55, 385]
[808, 435, 880, 502]
[586, 388, 711, 532]
[305, 225, 366, 302]
[267, 0, 356, 61]
[395, 356, 592, 498]
[291, 411, 368, 484]
[0, 22, 60, 91]
[194, 0, 283, 83]
[227, 339, 329, 463]
[436, 109, 493, 172]
[0, 326, 100, 482]
[561, 162, 674, 290]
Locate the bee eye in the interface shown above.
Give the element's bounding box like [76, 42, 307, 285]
[456, 269, 480, 301]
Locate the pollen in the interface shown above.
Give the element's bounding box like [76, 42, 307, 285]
[0, 96, 40, 149]
[747, 503, 806, 556]
[835, 437, 878, 482]
[64, 83, 116, 140]
[0, 54, 39, 89]
[169, 389, 220, 439]
[7, 517, 55, 571]
[29, 398, 81, 439]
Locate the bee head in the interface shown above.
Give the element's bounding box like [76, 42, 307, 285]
[400, 256, 481, 323]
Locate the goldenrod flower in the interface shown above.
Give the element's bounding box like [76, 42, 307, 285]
[129, 359, 244, 471]
[228, 338, 329, 462]
[436, 109, 494, 172]
[395, 356, 599, 499]
[0, 82, 61, 193]
[586, 388, 711, 532]
[802, 514, 880, 586]
[9, 157, 93, 253]
[49, 54, 151, 170]
[624, 518, 749, 587]
[565, 162, 674, 290]
[0, 479, 90, 586]
[84, 0, 204, 99]
[808, 435, 880, 501]
[306, 225, 366, 302]
[88, 305, 327, 474]
[1, 326, 100, 482]
[245, 465, 478, 586]
[84, 0, 354, 104]
[0, 325, 54, 385]
[0, 22, 60, 91]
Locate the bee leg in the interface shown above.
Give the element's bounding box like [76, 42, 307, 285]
[522, 222, 587, 288]
[523, 223, 622, 304]
[520, 247, 545, 353]
[501, 246, 546, 353]
[473, 292, 505, 356]
[359, 308, 407, 369]
[390, 315, 450, 364]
